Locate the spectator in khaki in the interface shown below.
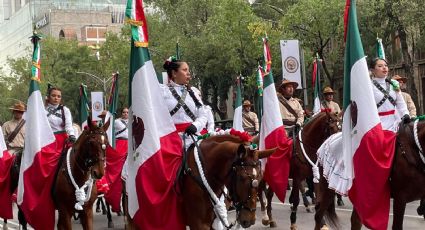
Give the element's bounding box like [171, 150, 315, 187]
[277, 78, 304, 136]
[392, 75, 416, 118]
[321, 87, 341, 114]
[242, 100, 259, 135]
[2, 102, 26, 155]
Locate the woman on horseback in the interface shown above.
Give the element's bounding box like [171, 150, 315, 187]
[161, 57, 208, 138]
[370, 58, 410, 131]
[45, 86, 76, 153]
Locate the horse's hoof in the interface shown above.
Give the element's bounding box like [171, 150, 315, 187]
[290, 223, 297, 230]
[261, 219, 270, 226]
[306, 207, 312, 213]
[269, 220, 277, 228]
[108, 221, 114, 228]
[321, 225, 329, 230]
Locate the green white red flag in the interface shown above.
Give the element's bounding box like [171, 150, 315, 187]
[232, 76, 243, 131]
[342, 1, 393, 229]
[17, 33, 57, 230]
[78, 83, 90, 130]
[376, 37, 386, 60]
[125, 0, 184, 229]
[0, 128, 14, 219]
[259, 37, 292, 202]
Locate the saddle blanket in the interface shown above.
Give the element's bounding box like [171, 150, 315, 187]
[317, 132, 350, 196]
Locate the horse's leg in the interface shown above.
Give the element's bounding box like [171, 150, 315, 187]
[57, 210, 72, 230]
[336, 194, 344, 206]
[300, 180, 311, 212]
[3, 219, 7, 230]
[351, 208, 362, 230]
[80, 208, 94, 230]
[105, 201, 114, 228]
[265, 187, 276, 228]
[17, 207, 27, 230]
[306, 176, 316, 204]
[392, 198, 407, 230]
[417, 198, 425, 219]
[95, 198, 101, 213]
[290, 178, 301, 230]
[100, 197, 107, 215]
[258, 180, 270, 226]
[314, 177, 337, 230]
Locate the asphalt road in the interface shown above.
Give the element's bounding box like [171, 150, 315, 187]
[2, 195, 425, 229]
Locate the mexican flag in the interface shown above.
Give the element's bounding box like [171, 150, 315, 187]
[0, 128, 14, 219]
[312, 56, 321, 114]
[259, 37, 292, 202]
[343, 1, 393, 229]
[255, 65, 264, 123]
[106, 73, 119, 146]
[78, 83, 90, 130]
[232, 77, 243, 131]
[125, 0, 184, 229]
[17, 33, 57, 230]
[376, 37, 386, 59]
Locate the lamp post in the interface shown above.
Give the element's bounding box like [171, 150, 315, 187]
[76, 71, 114, 93]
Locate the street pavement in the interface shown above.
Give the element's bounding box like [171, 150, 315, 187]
[2, 195, 424, 229]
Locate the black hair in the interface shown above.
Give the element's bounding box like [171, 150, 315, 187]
[369, 57, 388, 69]
[47, 86, 62, 96]
[163, 59, 184, 80]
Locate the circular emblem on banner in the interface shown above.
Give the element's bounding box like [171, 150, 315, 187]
[93, 101, 103, 111]
[284, 56, 299, 73]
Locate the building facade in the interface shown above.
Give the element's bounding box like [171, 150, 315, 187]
[0, 0, 125, 70]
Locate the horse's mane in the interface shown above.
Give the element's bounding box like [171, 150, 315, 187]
[303, 112, 327, 127]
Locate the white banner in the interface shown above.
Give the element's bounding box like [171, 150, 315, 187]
[280, 40, 302, 89]
[91, 91, 104, 121]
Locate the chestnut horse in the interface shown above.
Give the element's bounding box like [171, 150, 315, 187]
[180, 134, 275, 229]
[122, 133, 275, 229]
[258, 111, 341, 229]
[51, 119, 110, 230]
[314, 119, 425, 230]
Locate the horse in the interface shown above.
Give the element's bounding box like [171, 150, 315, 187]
[51, 119, 110, 230]
[180, 133, 275, 229]
[314, 119, 425, 230]
[258, 111, 341, 229]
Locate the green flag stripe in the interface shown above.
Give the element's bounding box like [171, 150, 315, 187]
[129, 40, 151, 107]
[263, 70, 274, 88]
[343, 0, 365, 109]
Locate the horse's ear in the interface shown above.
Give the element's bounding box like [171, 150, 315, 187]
[87, 116, 94, 130]
[256, 148, 276, 159]
[237, 144, 247, 159]
[103, 117, 111, 131]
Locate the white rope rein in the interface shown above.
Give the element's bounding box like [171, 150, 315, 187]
[193, 140, 230, 228]
[298, 129, 320, 183]
[66, 147, 94, 211]
[413, 120, 425, 164]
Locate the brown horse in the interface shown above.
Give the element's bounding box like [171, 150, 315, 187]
[51, 119, 110, 230]
[258, 111, 341, 229]
[314, 119, 425, 230]
[180, 134, 275, 229]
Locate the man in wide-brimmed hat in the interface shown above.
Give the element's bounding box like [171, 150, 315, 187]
[242, 100, 259, 135]
[2, 101, 26, 155]
[277, 78, 304, 136]
[392, 75, 416, 117]
[321, 86, 341, 114]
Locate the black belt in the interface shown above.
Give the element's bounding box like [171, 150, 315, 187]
[116, 137, 128, 140]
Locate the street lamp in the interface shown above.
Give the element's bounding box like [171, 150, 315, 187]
[76, 71, 114, 93]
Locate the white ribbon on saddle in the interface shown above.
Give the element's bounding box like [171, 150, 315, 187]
[66, 147, 94, 210]
[413, 120, 425, 164]
[298, 129, 320, 183]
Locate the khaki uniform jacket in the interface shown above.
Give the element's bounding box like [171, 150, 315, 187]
[401, 92, 416, 117]
[242, 111, 259, 133]
[277, 93, 304, 126]
[2, 118, 25, 149]
[321, 100, 341, 114]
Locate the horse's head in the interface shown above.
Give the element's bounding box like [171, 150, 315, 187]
[76, 118, 110, 179]
[325, 111, 342, 134]
[230, 144, 275, 228]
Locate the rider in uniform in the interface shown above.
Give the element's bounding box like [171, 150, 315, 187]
[321, 87, 341, 114]
[45, 86, 76, 153]
[277, 79, 304, 137]
[242, 100, 259, 136]
[2, 102, 26, 155]
[161, 57, 207, 141]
